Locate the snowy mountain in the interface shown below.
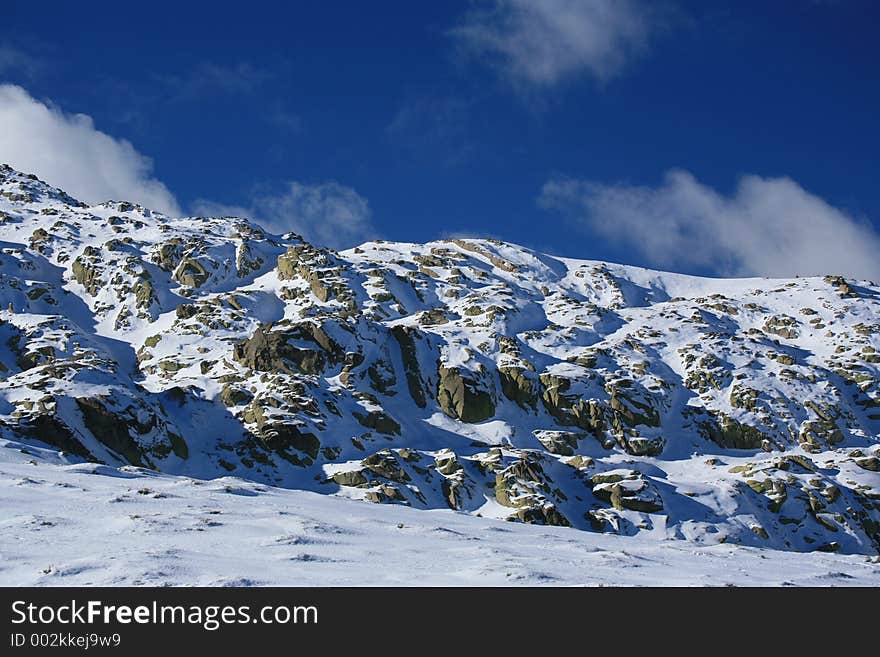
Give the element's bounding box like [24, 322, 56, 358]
[1, 163, 879, 560]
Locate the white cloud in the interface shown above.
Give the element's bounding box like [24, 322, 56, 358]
[540, 169, 880, 281]
[451, 0, 657, 85]
[0, 84, 180, 214]
[194, 181, 375, 250]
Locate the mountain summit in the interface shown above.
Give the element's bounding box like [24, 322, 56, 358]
[1, 164, 878, 554]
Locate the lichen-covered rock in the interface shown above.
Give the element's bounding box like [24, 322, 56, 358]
[173, 257, 210, 288]
[2, 165, 879, 555]
[74, 397, 148, 467]
[353, 409, 401, 435]
[153, 239, 184, 271]
[591, 470, 663, 513]
[220, 384, 253, 407]
[434, 450, 462, 475]
[499, 365, 539, 410]
[362, 450, 410, 482]
[511, 504, 570, 527]
[257, 423, 320, 459]
[533, 429, 581, 456]
[332, 469, 368, 487]
[855, 456, 880, 472]
[364, 484, 407, 504]
[437, 365, 495, 423]
[699, 413, 768, 450]
[418, 308, 448, 326]
[71, 247, 102, 295]
[133, 278, 155, 310]
[391, 325, 427, 408]
[232, 321, 343, 375]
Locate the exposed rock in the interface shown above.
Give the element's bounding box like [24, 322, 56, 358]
[220, 384, 253, 407]
[391, 325, 426, 408]
[353, 410, 401, 436]
[173, 257, 210, 288]
[232, 322, 343, 375]
[699, 413, 767, 450]
[591, 470, 663, 513]
[437, 365, 495, 423]
[75, 397, 146, 467]
[418, 309, 448, 326]
[257, 423, 320, 459]
[22, 414, 93, 460]
[533, 429, 581, 456]
[511, 504, 570, 527]
[332, 469, 368, 487]
[71, 248, 102, 295]
[363, 450, 410, 482]
[855, 456, 880, 472]
[499, 365, 539, 410]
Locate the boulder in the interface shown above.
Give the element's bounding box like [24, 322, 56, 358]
[258, 423, 320, 459]
[437, 366, 495, 423]
[173, 257, 210, 288]
[75, 397, 146, 467]
[233, 322, 343, 375]
[533, 429, 581, 456]
[353, 409, 401, 436]
[499, 365, 539, 410]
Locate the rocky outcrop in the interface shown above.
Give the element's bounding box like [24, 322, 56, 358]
[391, 325, 427, 408]
[533, 429, 581, 455]
[75, 397, 148, 467]
[591, 470, 663, 513]
[277, 244, 352, 304]
[353, 409, 401, 435]
[173, 257, 210, 288]
[257, 423, 320, 459]
[71, 247, 102, 295]
[699, 413, 768, 450]
[499, 365, 539, 410]
[494, 453, 570, 526]
[232, 321, 344, 375]
[437, 365, 495, 423]
[21, 414, 92, 460]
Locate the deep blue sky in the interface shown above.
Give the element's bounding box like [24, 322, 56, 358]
[1, 0, 878, 273]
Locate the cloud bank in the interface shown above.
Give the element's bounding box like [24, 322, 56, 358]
[540, 169, 880, 281]
[194, 181, 375, 251]
[0, 84, 180, 214]
[451, 0, 656, 85]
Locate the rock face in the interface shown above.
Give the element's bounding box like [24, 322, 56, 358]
[591, 470, 664, 513]
[437, 366, 495, 423]
[0, 164, 879, 554]
[700, 413, 768, 450]
[233, 321, 343, 375]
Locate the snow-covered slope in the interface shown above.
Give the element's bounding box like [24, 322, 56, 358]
[2, 448, 877, 586]
[1, 163, 879, 572]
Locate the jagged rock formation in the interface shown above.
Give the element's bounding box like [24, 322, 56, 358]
[1, 163, 879, 554]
